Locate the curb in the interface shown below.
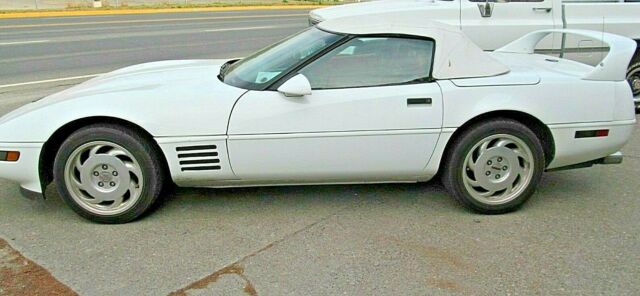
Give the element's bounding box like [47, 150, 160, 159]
[0, 5, 324, 19]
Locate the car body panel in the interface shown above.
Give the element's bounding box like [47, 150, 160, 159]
[227, 83, 444, 180]
[0, 60, 246, 142]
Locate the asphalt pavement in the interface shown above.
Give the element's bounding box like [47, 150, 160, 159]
[1, 10, 640, 296]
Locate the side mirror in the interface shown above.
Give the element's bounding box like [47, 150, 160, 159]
[277, 74, 312, 97]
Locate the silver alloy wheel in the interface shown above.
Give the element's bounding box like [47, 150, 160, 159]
[63, 141, 144, 216]
[628, 68, 640, 97]
[461, 134, 534, 205]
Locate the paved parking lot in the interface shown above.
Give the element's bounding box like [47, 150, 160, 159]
[1, 10, 640, 296]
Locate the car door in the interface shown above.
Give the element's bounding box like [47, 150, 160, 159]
[227, 36, 443, 182]
[461, 0, 557, 50]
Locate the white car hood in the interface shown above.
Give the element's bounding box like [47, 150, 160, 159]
[48, 60, 225, 105]
[0, 59, 248, 141]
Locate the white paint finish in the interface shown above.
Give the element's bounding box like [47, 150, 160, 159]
[547, 120, 635, 168]
[311, 0, 640, 51]
[0, 60, 246, 142]
[451, 67, 540, 87]
[437, 77, 617, 127]
[228, 83, 443, 135]
[496, 29, 637, 81]
[563, 3, 640, 40]
[0, 73, 103, 89]
[310, 0, 460, 26]
[228, 83, 443, 180]
[227, 131, 440, 181]
[157, 138, 237, 186]
[318, 14, 509, 80]
[155, 135, 227, 144]
[460, 0, 557, 50]
[0, 144, 42, 192]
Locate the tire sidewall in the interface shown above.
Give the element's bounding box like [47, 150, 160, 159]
[53, 125, 163, 223]
[444, 119, 545, 213]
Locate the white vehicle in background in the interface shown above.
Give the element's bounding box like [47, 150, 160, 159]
[0, 12, 636, 223]
[310, 0, 640, 110]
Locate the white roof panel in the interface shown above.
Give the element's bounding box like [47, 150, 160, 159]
[317, 12, 510, 79]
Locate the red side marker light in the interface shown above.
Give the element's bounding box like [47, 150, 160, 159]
[595, 130, 609, 137]
[575, 129, 610, 138]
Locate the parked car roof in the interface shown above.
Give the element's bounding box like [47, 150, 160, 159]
[317, 11, 510, 80]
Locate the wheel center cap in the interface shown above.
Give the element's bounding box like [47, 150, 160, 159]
[98, 171, 113, 183]
[80, 155, 131, 201]
[475, 147, 519, 191]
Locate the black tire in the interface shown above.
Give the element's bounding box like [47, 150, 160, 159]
[627, 61, 640, 113]
[442, 118, 545, 214]
[53, 124, 165, 224]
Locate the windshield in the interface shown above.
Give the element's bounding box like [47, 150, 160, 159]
[221, 28, 344, 90]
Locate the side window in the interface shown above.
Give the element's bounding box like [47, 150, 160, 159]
[299, 37, 434, 89]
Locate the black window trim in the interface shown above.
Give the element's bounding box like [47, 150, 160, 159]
[266, 31, 437, 92]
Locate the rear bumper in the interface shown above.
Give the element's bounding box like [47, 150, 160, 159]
[547, 120, 635, 170]
[547, 151, 623, 172]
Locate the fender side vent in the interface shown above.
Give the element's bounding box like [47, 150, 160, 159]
[176, 145, 221, 172]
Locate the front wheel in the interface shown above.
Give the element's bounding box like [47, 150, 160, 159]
[53, 124, 165, 224]
[442, 119, 545, 214]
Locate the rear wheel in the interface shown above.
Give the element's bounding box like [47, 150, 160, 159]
[627, 61, 640, 113]
[53, 124, 164, 223]
[442, 119, 545, 214]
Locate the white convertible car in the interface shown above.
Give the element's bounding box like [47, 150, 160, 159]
[0, 12, 636, 223]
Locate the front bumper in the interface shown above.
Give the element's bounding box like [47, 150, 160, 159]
[20, 186, 44, 200]
[0, 142, 43, 196]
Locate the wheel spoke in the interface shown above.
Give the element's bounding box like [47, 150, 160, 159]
[74, 157, 84, 173]
[465, 177, 481, 187]
[88, 144, 105, 156]
[108, 194, 124, 210]
[512, 148, 527, 161]
[466, 156, 477, 173]
[478, 189, 496, 197]
[479, 140, 490, 154]
[124, 162, 142, 179]
[70, 175, 85, 191]
[107, 148, 128, 158]
[495, 139, 514, 148]
[82, 192, 105, 204]
[503, 183, 514, 195]
[128, 180, 140, 197]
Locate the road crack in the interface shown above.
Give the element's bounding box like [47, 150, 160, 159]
[168, 209, 343, 296]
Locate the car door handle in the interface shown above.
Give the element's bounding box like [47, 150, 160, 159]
[407, 98, 432, 106]
[532, 7, 552, 12]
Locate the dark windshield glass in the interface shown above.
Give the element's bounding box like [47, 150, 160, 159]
[222, 28, 343, 90]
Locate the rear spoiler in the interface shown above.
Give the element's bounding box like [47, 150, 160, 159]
[495, 29, 637, 82]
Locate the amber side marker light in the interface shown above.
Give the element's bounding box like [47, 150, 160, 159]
[0, 151, 20, 162]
